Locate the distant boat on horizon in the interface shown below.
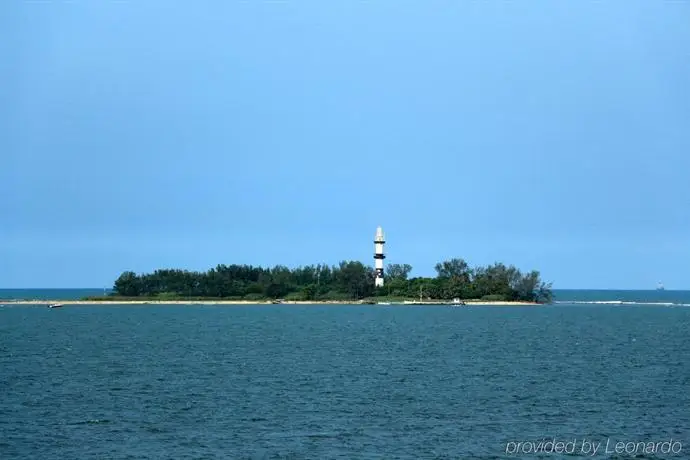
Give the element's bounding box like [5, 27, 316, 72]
[656, 282, 665, 291]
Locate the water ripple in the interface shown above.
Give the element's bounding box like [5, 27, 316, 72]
[1, 304, 689, 458]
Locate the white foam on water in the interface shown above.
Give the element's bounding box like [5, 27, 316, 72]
[554, 300, 690, 307]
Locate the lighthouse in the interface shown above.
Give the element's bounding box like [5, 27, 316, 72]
[374, 226, 386, 287]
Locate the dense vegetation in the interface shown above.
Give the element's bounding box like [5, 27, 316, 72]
[103, 258, 553, 303]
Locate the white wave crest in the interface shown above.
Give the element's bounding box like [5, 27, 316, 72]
[554, 300, 690, 307]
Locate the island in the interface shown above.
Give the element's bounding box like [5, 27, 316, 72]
[70, 258, 553, 305]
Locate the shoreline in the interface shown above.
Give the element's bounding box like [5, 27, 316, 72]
[1, 299, 540, 306]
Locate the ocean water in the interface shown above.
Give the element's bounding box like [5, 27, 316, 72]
[1, 303, 689, 459]
[0, 288, 111, 300]
[553, 289, 690, 306]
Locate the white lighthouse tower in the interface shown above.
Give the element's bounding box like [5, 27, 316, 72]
[374, 226, 386, 287]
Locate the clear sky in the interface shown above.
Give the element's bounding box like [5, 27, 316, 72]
[2, 1, 689, 289]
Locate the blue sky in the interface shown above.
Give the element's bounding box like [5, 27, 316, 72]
[2, 1, 689, 289]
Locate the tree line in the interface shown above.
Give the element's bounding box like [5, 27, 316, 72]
[106, 258, 553, 303]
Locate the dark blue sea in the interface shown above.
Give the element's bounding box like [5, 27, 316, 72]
[2, 292, 690, 459]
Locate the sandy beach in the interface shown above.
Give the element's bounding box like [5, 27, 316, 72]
[1, 299, 540, 306]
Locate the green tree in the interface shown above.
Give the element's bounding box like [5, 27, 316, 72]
[301, 284, 317, 300]
[435, 258, 471, 282]
[535, 281, 554, 303]
[105, 256, 552, 303]
[113, 271, 141, 296]
[386, 263, 413, 281]
[337, 261, 374, 299]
